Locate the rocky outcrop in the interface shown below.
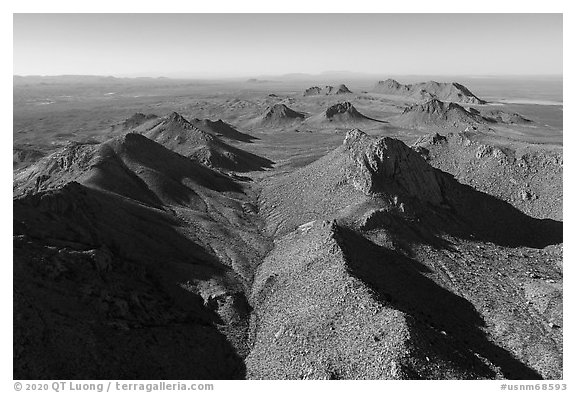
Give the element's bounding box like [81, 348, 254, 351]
[247, 220, 499, 379]
[343, 129, 445, 204]
[259, 129, 447, 236]
[13, 179, 254, 379]
[13, 146, 45, 169]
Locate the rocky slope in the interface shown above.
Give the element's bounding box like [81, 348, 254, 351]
[13, 145, 45, 169]
[14, 183, 249, 379]
[373, 79, 486, 104]
[248, 220, 501, 379]
[411, 131, 562, 221]
[254, 129, 562, 379]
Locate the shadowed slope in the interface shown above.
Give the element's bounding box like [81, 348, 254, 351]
[411, 131, 562, 222]
[337, 225, 543, 379]
[13, 132, 273, 379]
[13, 132, 269, 281]
[247, 221, 496, 379]
[13, 183, 248, 379]
[248, 220, 542, 379]
[110, 112, 272, 172]
[14, 133, 242, 205]
[140, 112, 273, 172]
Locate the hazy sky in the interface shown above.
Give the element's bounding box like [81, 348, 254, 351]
[13, 13, 563, 77]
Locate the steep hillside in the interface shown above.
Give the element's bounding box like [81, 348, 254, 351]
[411, 131, 562, 221]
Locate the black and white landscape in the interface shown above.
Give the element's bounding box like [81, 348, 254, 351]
[13, 13, 563, 380]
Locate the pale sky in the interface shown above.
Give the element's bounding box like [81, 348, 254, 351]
[13, 14, 563, 77]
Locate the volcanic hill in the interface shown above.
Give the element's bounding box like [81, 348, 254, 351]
[393, 98, 483, 130]
[116, 111, 272, 172]
[303, 84, 353, 96]
[373, 79, 486, 104]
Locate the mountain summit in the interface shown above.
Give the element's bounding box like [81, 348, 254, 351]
[119, 112, 273, 172]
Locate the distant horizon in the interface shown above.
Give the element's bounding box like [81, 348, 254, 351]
[14, 14, 562, 77]
[13, 72, 564, 80]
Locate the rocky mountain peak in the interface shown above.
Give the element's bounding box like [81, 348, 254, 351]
[325, 102, 361, 118]
[343, 129, 445, 204]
